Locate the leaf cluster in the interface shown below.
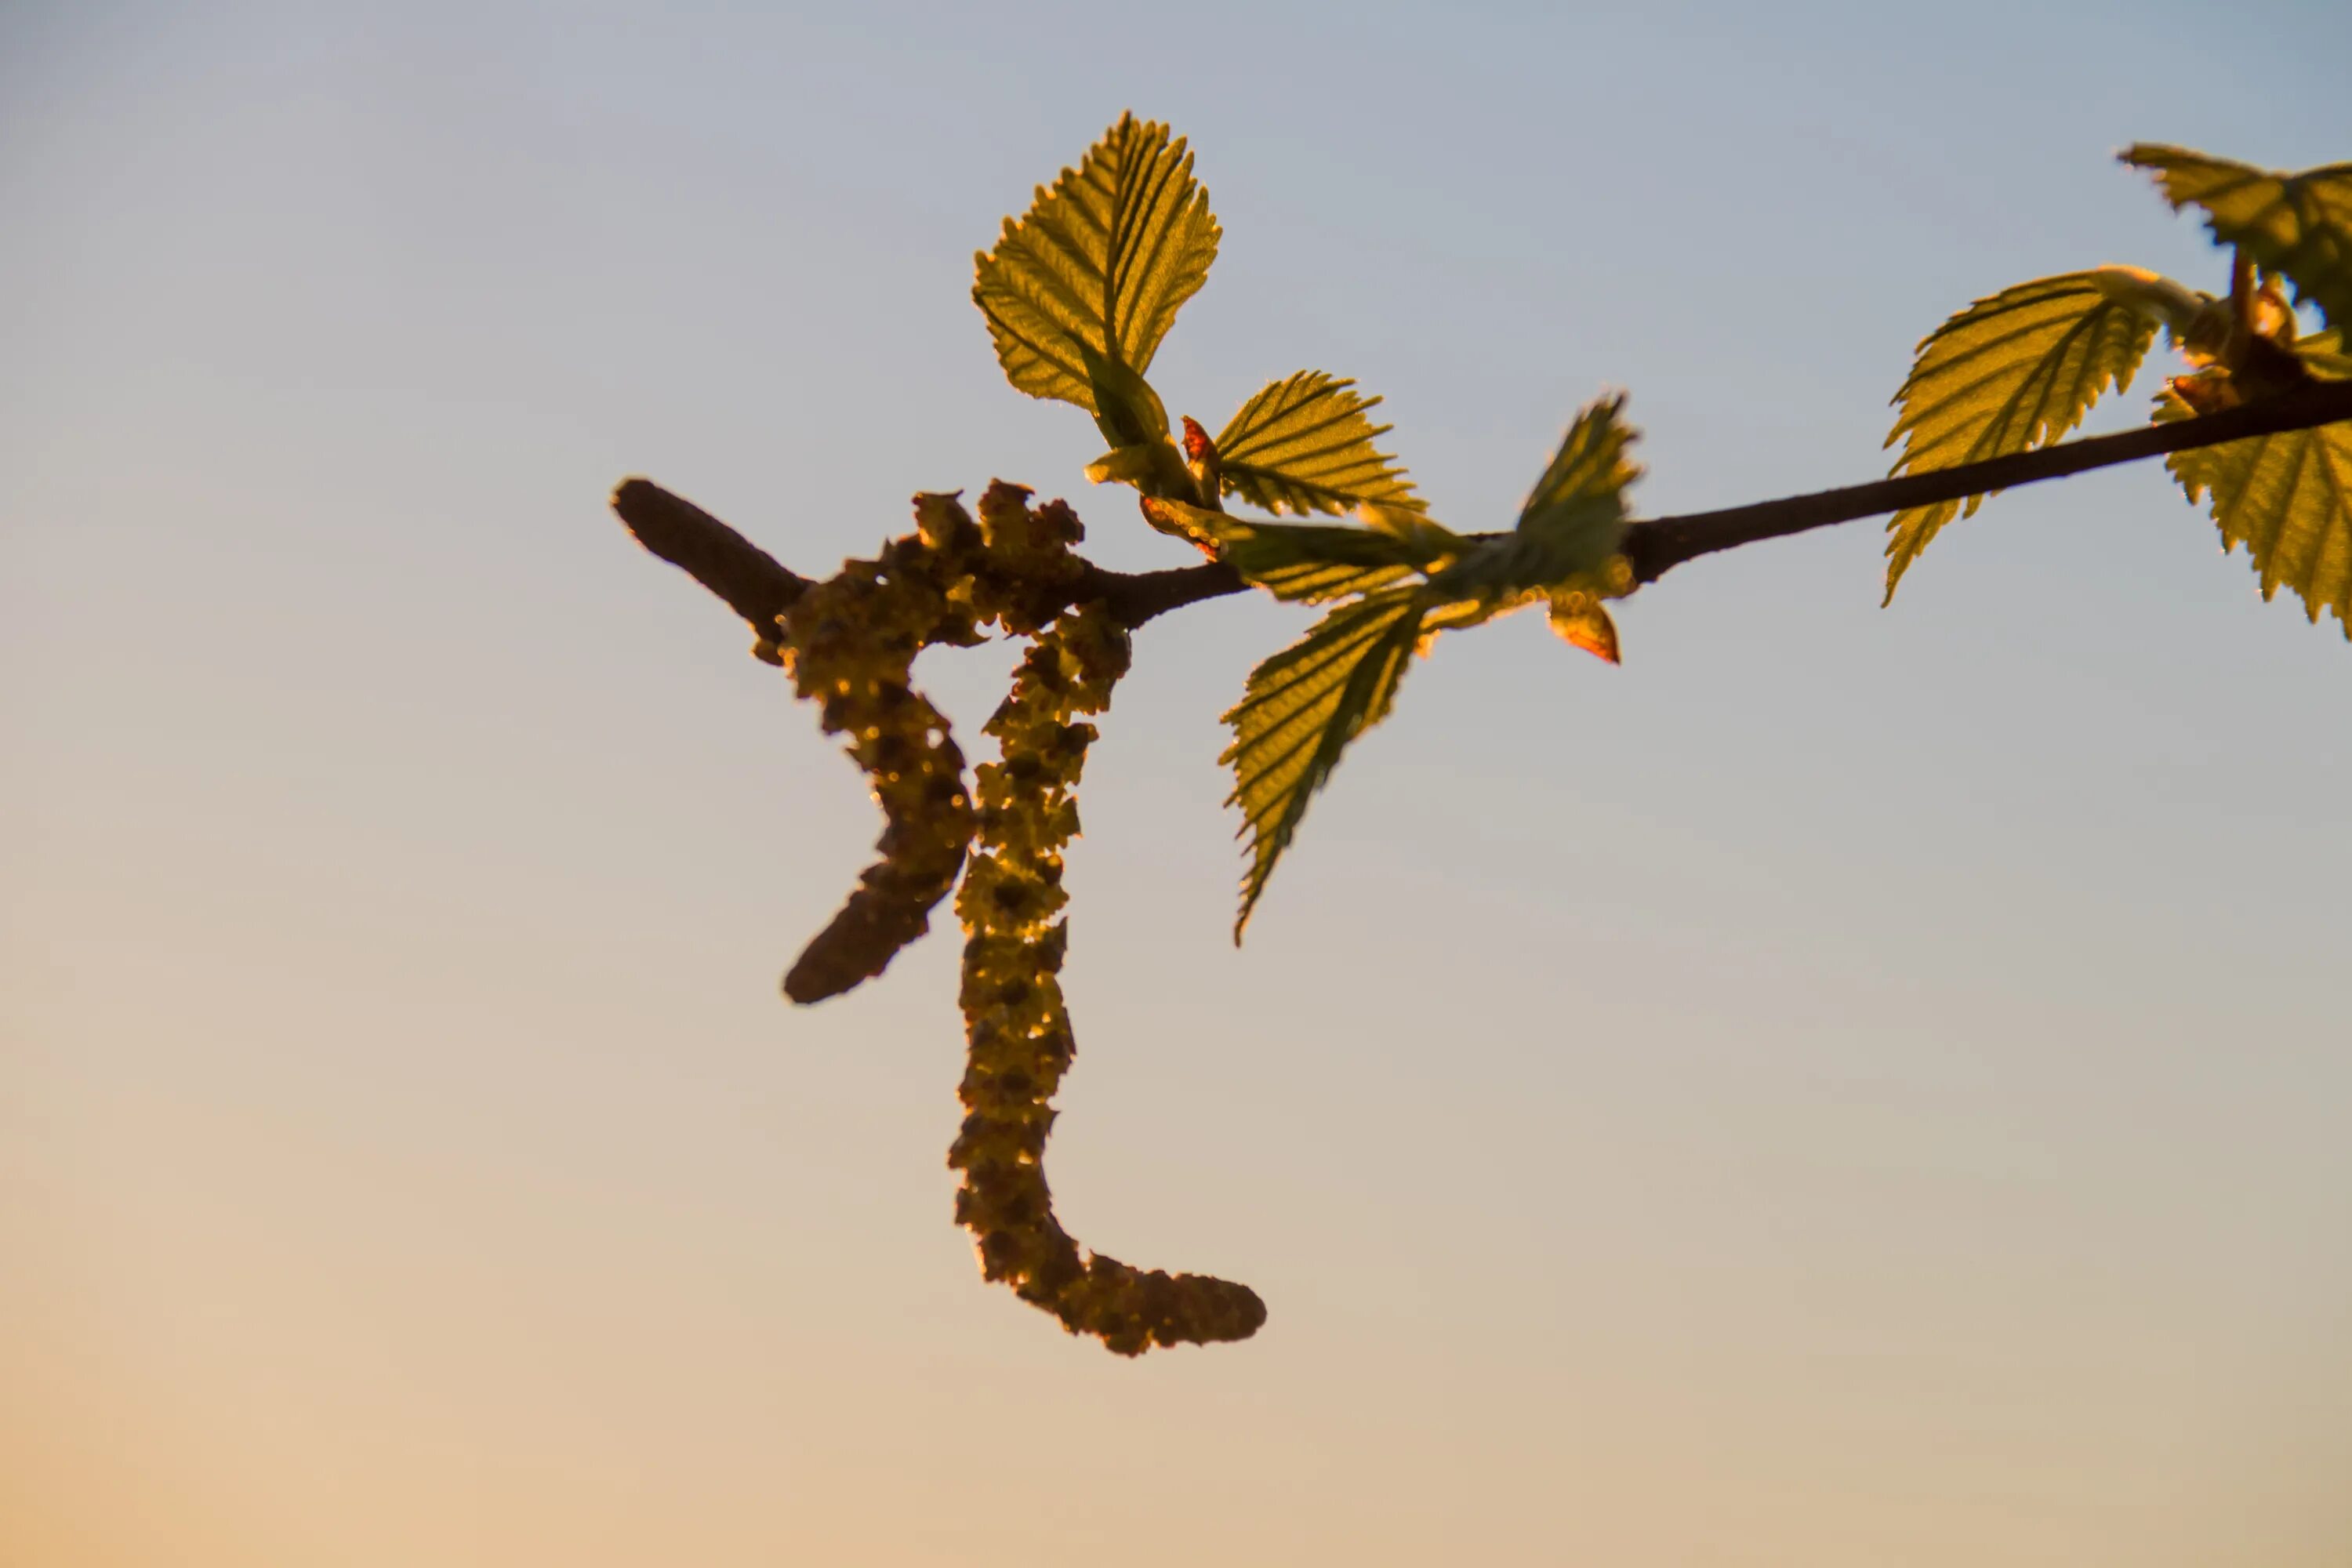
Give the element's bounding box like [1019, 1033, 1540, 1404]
[1879, 148, 2352, 632]
[975, 115, 1646, 935]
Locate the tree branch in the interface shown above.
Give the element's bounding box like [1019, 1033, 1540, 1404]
[1622, 376, 2352, 585]
[611, 379, 2352, 634]
[612, 477, 808, 634]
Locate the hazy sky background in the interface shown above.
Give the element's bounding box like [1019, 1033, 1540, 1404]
[5, 2, 2349, 1563]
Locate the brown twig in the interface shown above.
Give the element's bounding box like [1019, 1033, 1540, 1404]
[1622, 375, 2352, 586]
[612, 477, 809, 634]
[611, 379, 2352, 632]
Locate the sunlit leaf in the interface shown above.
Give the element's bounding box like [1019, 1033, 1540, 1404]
[2157, 358, 2352, 637]
[1548, 590, 1621, 663]
[1141, 497, 1463, 602]
[974, 114, 1218, 437]
[1432, 393, 1639, 604]
[1516, 390, 1640, 552]
[1881, 272, 2163, 602]
[1084, 436, 1196, 501]
[1222, 590, 1425, 938]
[1085, 445, 1166, 487]
[1081, 342, 1172, 448]
[1213, 372, 1422, 517]
[2123, 146, 2352, 334]
[2298, 326, 2352, 380]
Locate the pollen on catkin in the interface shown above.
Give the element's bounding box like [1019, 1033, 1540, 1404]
[776, 481, 1265, 1351]
[775, 495, 988, 1003]
[949, 588, 1265, 1355]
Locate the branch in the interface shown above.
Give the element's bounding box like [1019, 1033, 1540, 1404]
[612, 477, 808, 634]
[1073, 557, 1243, 627]
[1622, 376, 2352, 585]
[611, 379, 2352, 633]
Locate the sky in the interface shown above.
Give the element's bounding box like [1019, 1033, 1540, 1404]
[4, 2, 2349, 1563]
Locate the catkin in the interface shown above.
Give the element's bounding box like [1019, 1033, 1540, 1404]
[779, 481, 1265, 1350]
[775, 498, 987, 1003]
[949, 501, 1265, 1354]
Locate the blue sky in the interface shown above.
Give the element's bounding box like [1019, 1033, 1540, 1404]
[5, 3, 2349, 1563]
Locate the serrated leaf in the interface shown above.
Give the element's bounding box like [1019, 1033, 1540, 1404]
[1213, 372, 1422, 517]
[2123, 146, 2352, 335]
[1518, 390, 1640, 543]
[973, 114, 1218, 434]
[1221, 590, 1425, 938]
[1359, 502, 1466, 557]
[1217, 523, 1443, 603]
[1141, 497, 1462, 602]
[2157, 374, 2352, 637]
[1881, 273, 2162, 602]
[1431, 393, 1639, 604]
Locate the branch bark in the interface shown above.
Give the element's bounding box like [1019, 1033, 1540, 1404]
[612, 477, 808, 633]
[612, 378, 2352, 634]
[1621, 376, 2352, 586]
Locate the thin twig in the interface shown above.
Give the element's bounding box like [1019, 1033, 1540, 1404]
[611, 379, 2352, 633]
[612, 477, 808, 634]
[1623, 376, 2352, 585]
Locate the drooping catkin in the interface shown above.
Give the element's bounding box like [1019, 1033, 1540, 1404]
[779, 481, 1265, 1349]
[949, 592, 1265, 1355]
[775, 495, 988, 1003]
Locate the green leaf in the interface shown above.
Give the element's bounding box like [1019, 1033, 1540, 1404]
[1516, 390, 1641, 550]
[1084, 437, 1195, 500]
[1429, 393, 1639, 606]
[973, 114, 1219, 437]
[1221, 590, 1426, 938]
[1141, 497, 1462, 603]
[1881, 272, 2163, 602]
[2123, 146, 2352, 334]
[2296, 325, 2352, 381]
[2158, 371, 2352, 637]
[1080, 342, 1171, 448]
[1209, 396, 1639, 938]
[1213, 372, 1422, 517]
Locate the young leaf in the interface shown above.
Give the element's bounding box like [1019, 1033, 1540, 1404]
[2158, 359, 2352, 637]
[1140, 497, 1462, 602]
[1548, 590, 1621, 664]
[973, 114, 1219, 434]
[2123, 146, 2352, 334]
[1430, 393, 1639, 605]
[1516, 390, 1640, 550]
[1213, 372, 1422, 516]
[1881, 272, 2163, 602]
[1222, 589, 1426, 938]
[1084, 437, 1196, 502]
[1080, 342, 1172, 448]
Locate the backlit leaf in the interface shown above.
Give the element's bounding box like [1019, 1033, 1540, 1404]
[974, 114, 1219, 436]
[1548, 590, 1621, 664]
[1084, 436, 1196, 501]
[1515, 390, 1640, 557]
[1213, 372, 1422, 517]
[2123, 146, 2352, 334]
[2158, 361, 2352, 637]
[1881, 271, 2163, 602]
[1432, 393, 1639, 604]
[1222, 590, 1425, 938]
[1140, 497, 1462, 602]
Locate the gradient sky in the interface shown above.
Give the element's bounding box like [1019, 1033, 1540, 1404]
[5, 2, 2350, 1563]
